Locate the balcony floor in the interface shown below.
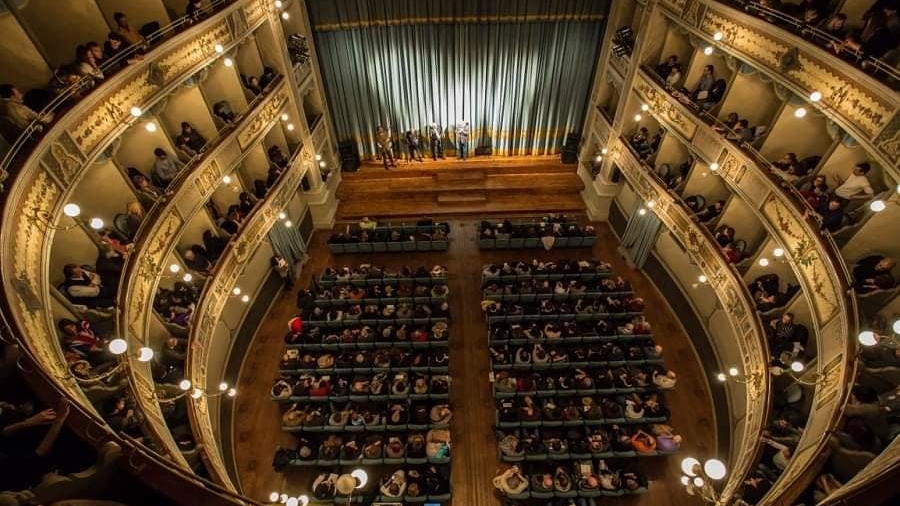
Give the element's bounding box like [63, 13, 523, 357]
[232, 220, 717, 506]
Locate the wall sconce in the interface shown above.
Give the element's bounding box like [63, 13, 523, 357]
[315, 154, 323, 161]
[640, 103, 650, 112]
[268, 493, 308, 506]
[214, 44, 224, 54]
[144, 121, 157, 133]
[230, 287, 250, 303]
[281, 12, 290, 20]
[286, 123, 295, 131]
[714, 366, 762, 386]
[26, 203, 95, 231]
[160, 263, 193, 283]
[773, 247, 785, 258]
[709, 162, 720, 171]
[74, 339, 154, 384]
[758, 257, 770, 267]
[281, 113, 289, 122]
[794, 107, 807, 118]
[223, 57, 234, 67]
[703, 46, 714, 55]
[680, 457, 727, 504]
[129, 107, 142, 118]
[154, 379, 237, 403]
[769, 361, 821, 386]
[633, 113, 642, 122]
[713, 31, 724, 41]
[858, 320, 900, 347]
[809, 91, 822, 102]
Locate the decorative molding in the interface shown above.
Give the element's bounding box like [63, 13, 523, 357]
[70, 69, 157, 153]
[634, 74, 698, 140]
[156, 21, 232, 82]
[237, 89, 289, 150]
[244, 0, 268, 27]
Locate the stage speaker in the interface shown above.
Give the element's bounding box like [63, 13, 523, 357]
[560, 132, 580, 164]
[339, 140, 361, 172]
[475, 145, 493, 156]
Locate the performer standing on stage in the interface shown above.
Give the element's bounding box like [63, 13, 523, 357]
[429, 123, 444, 160]
[376, 126, 396, 170]
[457, 121, 470, 160]
[406, 129, 424, 162]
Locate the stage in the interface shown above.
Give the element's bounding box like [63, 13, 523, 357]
[337, 155, 586, 219]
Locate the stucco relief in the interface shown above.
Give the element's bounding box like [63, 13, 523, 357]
[71, 69, 157, 153]
[43, 134, 86, 187]
[156, 21, 232, 81]
[237, 88, 288, 150]
[244, 0, 269, 26]
[658, 0, 687, 16]
[127, 210, 184, 337]
[635, 76, 697, 140]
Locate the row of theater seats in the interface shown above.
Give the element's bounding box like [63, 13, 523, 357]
[272, 264, 452, 503]
[487, 260, 681, 502]
[479, 216, 597, 250]
[327, 220, 450, 254]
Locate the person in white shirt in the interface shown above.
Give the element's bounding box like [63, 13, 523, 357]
[833, 162, 875, 200]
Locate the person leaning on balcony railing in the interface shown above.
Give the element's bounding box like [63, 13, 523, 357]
[104, 33, 144, 69]
[0, 85, 54, 135]
[808, 196, 846, 232]
[74, 44, 104, 84]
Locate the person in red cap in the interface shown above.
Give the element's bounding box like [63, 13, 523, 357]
[288, 315, 303, 338]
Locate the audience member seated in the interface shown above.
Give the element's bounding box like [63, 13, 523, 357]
[766, 312, 808, 364]
[800, 175, 829, 208]
[809, 196, 846, 232]
[130, 172, 167, 209]
[213, 100, 236, 125]
[175, 122, 207, 157]
[0, 84, 53, 134]
[713, 224, 735, 247]
[60, 264, 116, 310]
[851, 255, 896, 293]
[749, 274, 797, 312]
[695, 199, 725, 223]
[103, 33, 143, 68]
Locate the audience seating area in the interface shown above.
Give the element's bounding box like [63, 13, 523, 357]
[485, 260, 680, 502]
[327, 220, 450, 254]
[479, 216, 597, 250]
[272, 264, 452, 504]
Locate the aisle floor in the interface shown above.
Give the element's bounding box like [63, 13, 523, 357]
[232, 220, 717, 506]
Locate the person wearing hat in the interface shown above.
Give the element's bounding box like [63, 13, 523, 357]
[379, 470, 407, 498]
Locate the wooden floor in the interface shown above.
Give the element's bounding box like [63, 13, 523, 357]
[232, 219, 717, 506]
[337, 155, 585, 219]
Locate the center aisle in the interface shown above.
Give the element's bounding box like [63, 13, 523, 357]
[234, 219, 717, 506]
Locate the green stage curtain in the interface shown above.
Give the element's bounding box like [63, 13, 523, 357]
[307, 1, 608, 158]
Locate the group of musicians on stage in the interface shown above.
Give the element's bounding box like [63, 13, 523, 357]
[375, 122, 471, 169]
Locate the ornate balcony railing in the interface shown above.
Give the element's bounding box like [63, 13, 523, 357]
[613, 136, 770, 505]
[818, 437, 900, 506]
[186, 142, 308, 492]
[118, 79, 289, 485]
[633, 66, 859, 506]
[0, 0, 273, 487]
[656, 0, 899, 176]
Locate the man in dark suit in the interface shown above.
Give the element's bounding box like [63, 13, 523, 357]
[406, 129, 423, 162]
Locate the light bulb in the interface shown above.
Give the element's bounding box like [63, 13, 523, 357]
[89, 218, 104, 230]
[693, 476, 705, 487]
[893, 319, 900, 335]
[222, 175, 232, 184]
[704, 459, 727, 480]
[286, 123, 295, 131]
[278, 212, 287, 220]
[284, 220, 293, 227]
[223, 58, 233, 67]
[870, 200, 886, 212]
[182, 273, 193, 282]
[280, 113, 289, 121]
[858, 331, 877, 346]
[144, 122, 157, 132]
[759, 258, 769, 267]
[179, 379, 192, 390]
[191, 388, 203, 399]
[728, 367, 739, 376]
[703, 46, 713, 55]
[269, 492, 280, 502]
[280, 494, 288, 503]
[281, 12, 290, 19]
[318, 161, 326, 168]
[138, 347, 154, 362]
[646, 201, 656, 208]
[214, 44, 224, 54]
[227, 387, 237, 397]
[129, 106, 142, 117]
[790, 361, 804, 373]
[680, 475, 690, 486]
[896, 184, 900, 194]
[716, 372, 726, 382]
[108, 338, 127, 355]
[633, 114, 642, 122]
[232, 287, 242, 296]
[63, 203, 81, 217]
[698, 275, 707, 283]
[601, 148, 608, 155]
[773, 247, 785, 257]
[169, 263, 180, 273]
[794, 107, 807, 118]
[350, 469, 368, 488]
[241, 294, 250, 303]
[315, 154, 322, 161]
[681, 457, 700, 476]
[709, 162, 719, 171]
[638, 208, 647, 216]
[594, 155, 603, 163]
[809, 91, 822, 102]
[274, 0, 283, 8]
[285, 499, 298, 506]
[640, 104, 649, 112]
[713, 31, 723, 41]
[219, 382, 229, 392]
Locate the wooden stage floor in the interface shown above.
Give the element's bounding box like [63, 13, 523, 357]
[232, 219, 717, 506]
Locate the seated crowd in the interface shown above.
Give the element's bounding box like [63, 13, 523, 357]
[479, 215, 597, 247]
[328, 218, 450, 245]
[272, 265, 453, 501]
[487, 258, 680, 501]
